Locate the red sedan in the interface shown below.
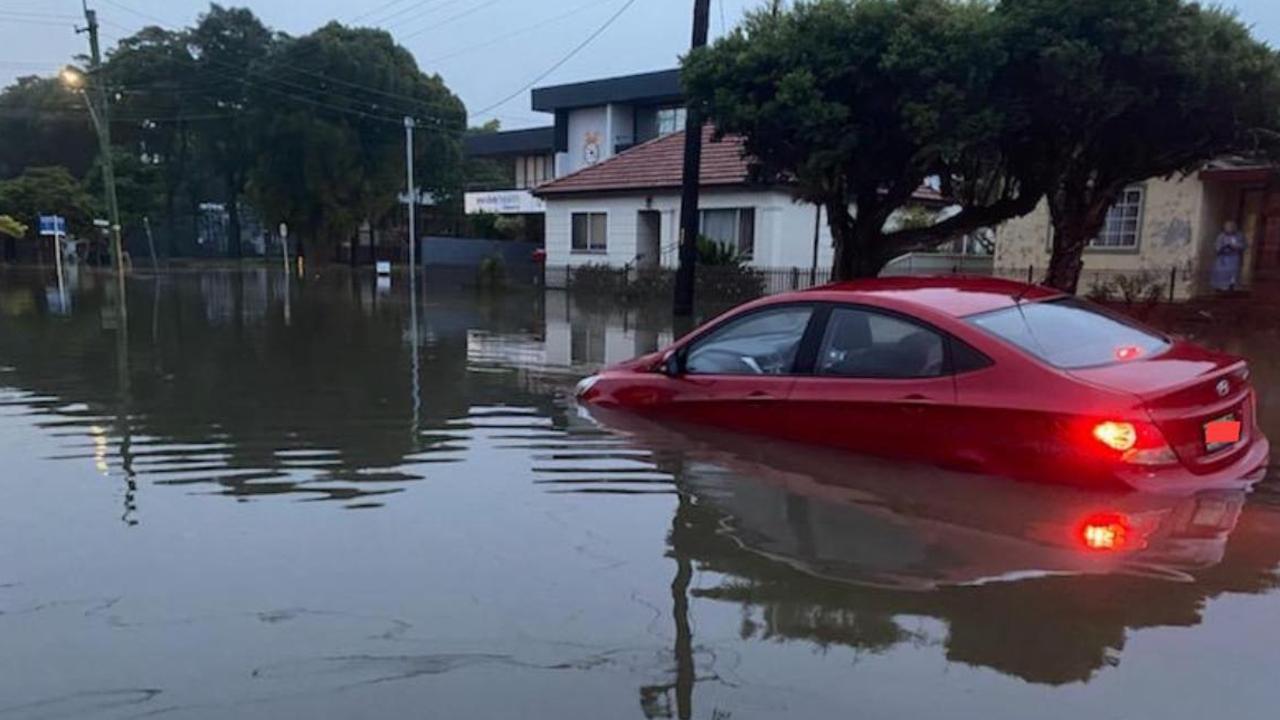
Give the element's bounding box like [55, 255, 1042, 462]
[575, 277, 1270, 492]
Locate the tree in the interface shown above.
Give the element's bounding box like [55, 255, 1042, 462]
[104, 25, 200, 256]
[245, 22, 465, 262]
[188, 5, 277, 259]
[1001, 0, 1280, 292]
[683, 0, 1045, 280]
[0, 76, 98, 180]
[84, 148, 161, 229]
[0, 215, 26, 239]
[0, 166, 94, 261]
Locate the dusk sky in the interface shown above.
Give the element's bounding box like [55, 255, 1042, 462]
[3, 0, 1279, 129]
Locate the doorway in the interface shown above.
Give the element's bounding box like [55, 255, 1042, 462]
[636, 210, 661, 269]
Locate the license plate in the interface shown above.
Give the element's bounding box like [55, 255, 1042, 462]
[1204, 414, 1242, 452]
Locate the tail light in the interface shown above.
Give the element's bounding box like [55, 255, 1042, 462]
[1089, 420, 1177, 466]
[1093, 421, 1136, 451]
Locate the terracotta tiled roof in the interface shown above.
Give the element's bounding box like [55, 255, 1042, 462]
[533, 126, 749, 196]
[533, 125, 947, 205]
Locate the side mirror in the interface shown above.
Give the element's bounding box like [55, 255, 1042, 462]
[659, 350, 682, 377]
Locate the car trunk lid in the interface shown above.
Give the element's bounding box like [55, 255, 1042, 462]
[1069, 342, 1253, 474]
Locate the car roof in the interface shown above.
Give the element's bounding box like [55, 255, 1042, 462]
[773, 275, 1065, 318]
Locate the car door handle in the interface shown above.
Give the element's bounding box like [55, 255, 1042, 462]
[900, 394, 935, 403]
[747, 390, 776, 400]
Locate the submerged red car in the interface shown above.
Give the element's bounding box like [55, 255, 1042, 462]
[575, 277, 1270, 492]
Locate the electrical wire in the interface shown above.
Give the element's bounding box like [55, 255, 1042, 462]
[472, 0, 638, 116]
[422, 0, 601, 64]
[349, 0, 414, 24]
[399, 0, 507, 42]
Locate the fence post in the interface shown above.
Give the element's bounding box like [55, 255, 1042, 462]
[791, 267, 799, 290]
[1169, 265, 1177, 303]
[1026, 264, 1033, 284]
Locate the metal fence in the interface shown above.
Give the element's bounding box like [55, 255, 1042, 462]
[991, 265, 1195, 302]
[547, 262, 1202, 304]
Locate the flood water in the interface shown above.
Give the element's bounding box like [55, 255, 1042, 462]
[1, 267, 1279, 719]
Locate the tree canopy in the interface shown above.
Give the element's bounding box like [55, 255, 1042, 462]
[684, 0, 1280, 287]
[683, 0, 1044, 279]
[1000, 0, 1280, 291]
[0, 6, 471, 261]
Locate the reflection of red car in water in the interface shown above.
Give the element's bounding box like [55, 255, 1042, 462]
[581, 406, 1248, 587]
[576, 277, 1269, 492]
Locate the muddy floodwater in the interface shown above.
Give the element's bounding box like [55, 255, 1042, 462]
[1, 267, 1279, 719]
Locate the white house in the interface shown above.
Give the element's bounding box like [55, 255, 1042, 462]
[531, 126, 946, 281]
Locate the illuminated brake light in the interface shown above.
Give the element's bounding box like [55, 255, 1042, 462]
[1092, 421, 1137, 452]
[1079, 513, 1130, 551]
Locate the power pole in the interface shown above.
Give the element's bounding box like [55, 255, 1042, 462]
[78, 1, 127, 324]
[404, 116, 417, 280]
[672, 0, 712, 318]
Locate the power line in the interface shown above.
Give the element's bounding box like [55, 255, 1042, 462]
[399, 0, 507, 42]
[472, 0, 638, 116]
[423, 0, 601, 64]
[91, 0, 470, 129]
[349, 0, 413, 23]
[371, 0, 458, 29]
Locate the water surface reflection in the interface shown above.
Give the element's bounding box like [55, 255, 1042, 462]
[0, 267, 1278, 719]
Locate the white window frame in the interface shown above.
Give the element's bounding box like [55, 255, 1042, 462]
[571, 211, 608, 254]
[699, 207, 756, 260]
[1088, 185, 1145, 252]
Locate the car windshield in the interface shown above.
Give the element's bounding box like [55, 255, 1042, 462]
[966, 298, 1169, 368]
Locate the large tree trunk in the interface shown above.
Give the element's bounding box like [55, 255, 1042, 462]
[827, 201, 890, 280]
[1044, 186, 1112, 294]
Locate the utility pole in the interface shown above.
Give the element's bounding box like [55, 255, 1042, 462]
[77, 1, 127, 325]
[672, 0, 712, 318]
[404, 116, 417, 280]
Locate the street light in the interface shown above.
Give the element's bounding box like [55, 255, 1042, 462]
[60, 64, 127, 325]
[60, 66, 84, 89]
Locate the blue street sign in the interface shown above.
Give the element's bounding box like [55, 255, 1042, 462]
[38, 215, 67, 237]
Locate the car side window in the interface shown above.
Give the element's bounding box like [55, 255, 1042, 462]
[817, 307, 946, 378]
[685, 306, 814, 376]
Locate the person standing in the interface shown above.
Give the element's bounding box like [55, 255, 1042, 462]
[1211, 220, 1248, 291]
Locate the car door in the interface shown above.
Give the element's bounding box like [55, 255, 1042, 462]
[667, 303, 820, 435]
[784, 305, 958, 464]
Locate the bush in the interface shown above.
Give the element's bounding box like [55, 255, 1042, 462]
[477, 253, 506, 289]
[1085, 271, 1166, 318]
[568, 263, 629, 295]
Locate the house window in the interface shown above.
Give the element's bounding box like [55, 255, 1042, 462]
[1090, 186, 1144, 250]
[571, 212, 608, 253]
[516, 154, 553, 189]
[699, 208, 756, 259]
[656, 107, 687, 136]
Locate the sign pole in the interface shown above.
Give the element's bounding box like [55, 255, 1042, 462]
[54, 225, 66, 302]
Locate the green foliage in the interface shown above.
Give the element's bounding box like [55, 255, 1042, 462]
[476, 253, 507, 289]
[84, 149, 161, 227]
[1085, 271, 1167, 317]
[0, 76, 97, 180]
[245, 22, 466, 258]
[0, 215, 27, 239]
[567, 263, 630, 295]
[696, 236, 745, 267]
[1001, 0, 1280, 292]
[683, 0, 1037, 279]
[0, 166, 94, 237]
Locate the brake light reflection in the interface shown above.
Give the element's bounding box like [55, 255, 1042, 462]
[1078, 512, 1131, 551]
[1115, 345, 1143, 361]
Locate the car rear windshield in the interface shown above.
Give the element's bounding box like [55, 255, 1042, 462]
[966, 298, 1169, 369]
